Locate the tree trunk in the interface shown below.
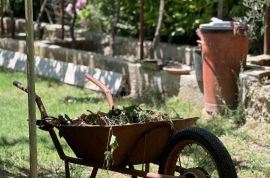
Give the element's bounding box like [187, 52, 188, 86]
[0, 0, 4, 35]
[149, 0, 164, 59]
[9, 0, 15, 39]
[139, 0, 144, 60]
[36, 0, 48, 40]
[110, 0, 121, 56]
[60, 0, 65, 40]
[264, 5, 270, 54]
[70, 0, 77, 48]
[217, 0, 224, 20]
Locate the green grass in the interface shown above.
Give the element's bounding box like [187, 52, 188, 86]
[0, 67, 269, 177]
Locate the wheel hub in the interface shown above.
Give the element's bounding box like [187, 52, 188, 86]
[183, 168, 209, 178]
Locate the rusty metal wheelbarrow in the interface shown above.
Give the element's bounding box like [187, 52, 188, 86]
[13, 75, 237, 178]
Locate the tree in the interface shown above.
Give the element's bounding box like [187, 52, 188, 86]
[243, 0, 268, 54]
[264, 5, 270, 54]
[36, 0, 48, 39]
[65, 0, 87, 48]
[0, 0, 3, 35]
[109, 0, 121, 56]
[217, 0, 224, 19]
[71, 0, 77, 48]
[9, 0, 15, 38]
[149, 0, 164, 59]
[60, 0, 65, 39]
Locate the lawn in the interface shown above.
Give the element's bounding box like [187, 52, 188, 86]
[0, 67, 269, 177]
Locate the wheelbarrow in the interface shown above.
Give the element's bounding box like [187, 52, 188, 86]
[13, 75, 237, 178]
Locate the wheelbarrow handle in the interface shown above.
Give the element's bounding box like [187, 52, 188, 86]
[85, 74, 115, 110]
[13, 80, 28, 93]
[13, 80, 48, 118]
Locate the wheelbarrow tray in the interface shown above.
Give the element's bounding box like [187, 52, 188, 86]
[59, 117, 197, 166]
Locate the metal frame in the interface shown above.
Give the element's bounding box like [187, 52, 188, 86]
[13, 80, 185, 178]
[48, 127, 180, 178]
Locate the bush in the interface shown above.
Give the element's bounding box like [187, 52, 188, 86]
[81, 0, 247, 45]
[241, 0, 268, 54]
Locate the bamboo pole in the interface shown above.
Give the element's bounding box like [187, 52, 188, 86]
[24, 0, 38, 177]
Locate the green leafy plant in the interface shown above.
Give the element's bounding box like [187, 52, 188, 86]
[76, 2, 109, 32]
[104, 133, 118, 168]
[241, 0, 270, 54]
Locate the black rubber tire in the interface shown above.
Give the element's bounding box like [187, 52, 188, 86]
[159, 127, 237, 178]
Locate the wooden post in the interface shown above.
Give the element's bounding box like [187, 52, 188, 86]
[139, 0, 144, 60]
[24, 0, 38, 177]
[264, 5, 270, 54]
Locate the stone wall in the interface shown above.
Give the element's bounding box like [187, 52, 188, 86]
[240, 67, 270, 122]
[2, 18, 196, 66]
[0, 38, 193, 98]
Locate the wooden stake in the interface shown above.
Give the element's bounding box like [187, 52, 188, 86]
[24, 0, 37, 177]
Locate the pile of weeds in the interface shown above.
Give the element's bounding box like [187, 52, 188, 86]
[55, 105, 171, 127]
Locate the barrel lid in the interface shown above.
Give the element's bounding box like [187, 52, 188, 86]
[199, 17, 239, 31]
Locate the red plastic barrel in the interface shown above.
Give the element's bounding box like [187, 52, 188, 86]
[197, 23, 248, 113]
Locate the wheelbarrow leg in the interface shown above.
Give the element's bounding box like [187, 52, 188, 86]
[145, 163, 150, 172]
[128, 165, 137, 178]
[65, 161, 71, 178]
[90, 167, 98, 178]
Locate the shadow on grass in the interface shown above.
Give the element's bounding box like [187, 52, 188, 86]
[64, 96, 103, 104]
[0, 159, 66, 178]
[0, 168, 18, 178]
[0, 136, 28, 147]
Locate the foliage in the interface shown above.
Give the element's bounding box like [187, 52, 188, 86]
[2, 0, 250, 46]
[157, 0, 246, 43]
[55, 105, 171, 127]
[241, 0, 270, 54]
[104, 133, 118, 168]
[2, 0, 40, 19]
[79, 0, 247, 44]
[76, 2, 110, 32]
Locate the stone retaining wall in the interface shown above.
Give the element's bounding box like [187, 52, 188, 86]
[240, 67, 270, 122]
[2, 17, 196, 66]
[0, 38, 193, 98]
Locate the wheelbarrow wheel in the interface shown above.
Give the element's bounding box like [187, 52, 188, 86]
[159, 127, 237, 178]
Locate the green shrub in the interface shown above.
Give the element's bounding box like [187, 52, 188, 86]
[241, 0, 269, 54]
[82, 0, 247, 45]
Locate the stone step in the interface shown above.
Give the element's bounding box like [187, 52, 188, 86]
[247, 54, 270, 67]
